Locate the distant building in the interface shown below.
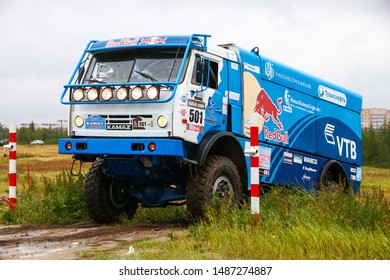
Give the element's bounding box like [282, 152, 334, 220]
[361, 108, 390, 129]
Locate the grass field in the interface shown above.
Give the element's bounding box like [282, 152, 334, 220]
[0, 145, 389, 259]
[360, 166, 390, 199]
[0, 144, 91, 193]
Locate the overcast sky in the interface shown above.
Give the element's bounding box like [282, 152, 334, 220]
[0, 0, 389, 125]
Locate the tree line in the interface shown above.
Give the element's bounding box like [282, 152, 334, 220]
[362, 123, 390, 168]
[0, 122, 66, 145]
[1, 121, 389, 168]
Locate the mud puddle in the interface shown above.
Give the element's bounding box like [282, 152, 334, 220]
[0, 222, 186, 259]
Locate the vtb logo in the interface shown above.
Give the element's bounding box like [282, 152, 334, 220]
[324, 123, 357, 160]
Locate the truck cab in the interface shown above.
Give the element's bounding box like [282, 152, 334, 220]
[59, 34, 246, 222]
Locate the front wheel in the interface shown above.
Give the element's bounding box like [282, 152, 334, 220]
[84, 159, 138, 223]
[186, 155, 242, 219]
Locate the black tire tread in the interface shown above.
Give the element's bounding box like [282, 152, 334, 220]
[186, 155, 242, 219]
[84, 159, 119, 223]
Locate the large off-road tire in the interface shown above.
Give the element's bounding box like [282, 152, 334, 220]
[186, 155, 242, 219]
[85, 159, 138, 223]
[317, 160, 349, 193]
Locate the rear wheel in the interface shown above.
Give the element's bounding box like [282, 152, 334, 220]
[186, 155, 242, 219]
[317, 160, 349, 193]
[85, 159, 138, 223]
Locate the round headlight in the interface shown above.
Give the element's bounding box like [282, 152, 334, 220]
[87, 87, 99, 101]
[146, 85, 159, 100]
[116, 87, 128, 100]
[131, 86, 143, 100]
[157, 115, 168, 128]
[72, 88, 84, 101]
[74, 115, 84, 127]
[101, 87, 113, 101]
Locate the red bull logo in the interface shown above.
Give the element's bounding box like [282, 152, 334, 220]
[264, 127, 289, 144]
[139, 36, 167, 45]
[105, 38, 140, 47]
[253, 88, 289, 144]
[253, 89, 284, 130]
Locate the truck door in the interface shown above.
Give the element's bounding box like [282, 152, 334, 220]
[180, 51, 228, 144]
[227, 60, 242, 135]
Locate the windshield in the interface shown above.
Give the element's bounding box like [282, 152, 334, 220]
[84, 47, 184, 84]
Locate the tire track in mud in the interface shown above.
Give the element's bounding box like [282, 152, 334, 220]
[0, 222, 186, 260]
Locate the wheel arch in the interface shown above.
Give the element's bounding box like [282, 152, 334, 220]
[187, 131, 248, 189]
[317, 159, 349, 188]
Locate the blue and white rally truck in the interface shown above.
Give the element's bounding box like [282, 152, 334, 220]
[59, 34, 362, 222]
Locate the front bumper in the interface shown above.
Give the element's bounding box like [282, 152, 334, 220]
[58, 138, 185, 157]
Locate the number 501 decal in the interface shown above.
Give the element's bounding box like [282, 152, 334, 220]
[189, 109, 204, 124]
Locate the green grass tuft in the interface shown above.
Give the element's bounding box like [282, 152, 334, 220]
[1, 172, 89, 224]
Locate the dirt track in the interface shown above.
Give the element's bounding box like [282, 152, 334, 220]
[0, 222, 186, 259]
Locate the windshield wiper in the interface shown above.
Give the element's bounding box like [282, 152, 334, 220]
[134, 70, 158, 82]
[168, 47, 181, 82]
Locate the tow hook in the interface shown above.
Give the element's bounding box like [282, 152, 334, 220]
[71, 159, 83, 176]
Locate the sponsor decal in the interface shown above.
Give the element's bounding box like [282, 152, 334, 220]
[294, 154, 303, 164]
[180, 95, 187, 103]
[106, 124, 132, 130]
[85, 115, 106, 130]
[283, 151, 293, 164]
[283, 89, 321, 114]
[356, 167, 362, 182]
[231, 62, 239, 70]
[318, 85, 347, 107]
[228, 90, 240, 101]
[302, 166, 317, 173]
[186, 123, 203, 132]
[222, 97, 228, 115]
[276, 72, 311, 89]
[304, 156, 318, 165]
[191, 36, 204, 48]
[206, 97, 215, 117]
[283, 89, 293, 113]
[264, 61, 312, 89]
[132, 115, 153, 130]
[179, 108, 187, 117]
[253, 89, 283, 130]
[105, 37, 167, 48]
[284, 151, 293, 157]
[324, 124, 357, 160]
[105, 38, 140, 47]
[253, 88, 288, 144]
[190, 89, 204, 101]
[139, 36, 167, 45]
[244, 62, 260, 74]
[188, 99, 205, 109]
[264, 127, 289, 144]
[324, 123, 336, 145]
[265, 62, 274, 80]
[259, 146, 271, 177]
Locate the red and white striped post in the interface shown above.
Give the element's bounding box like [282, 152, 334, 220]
[8, 122, 17, 211]
[249, 114, 260, 223]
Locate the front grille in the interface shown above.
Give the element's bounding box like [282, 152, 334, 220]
[99, 115, 131, 124]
